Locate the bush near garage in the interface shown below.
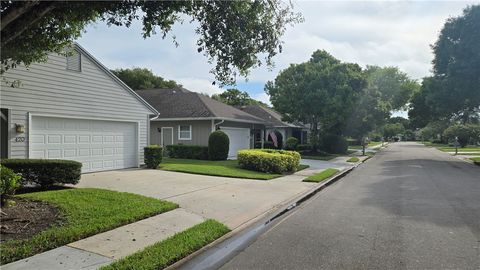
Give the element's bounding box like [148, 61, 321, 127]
[166, 145, 209, 160]
[322, 134, 348, 154]
[0, 159, 82, 187]
[237, 149, 300, 174]
[208, 131, 229, 160]
[285, 137, 299, 150]
[144, 145, 163, 168]
[0, 165, 21, 206]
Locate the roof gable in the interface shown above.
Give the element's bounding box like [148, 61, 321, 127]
[74, 43, 158, 116]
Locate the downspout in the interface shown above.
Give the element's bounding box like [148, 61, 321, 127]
[214, 119, 225, 130]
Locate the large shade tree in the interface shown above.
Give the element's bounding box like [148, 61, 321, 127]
[211, 88, 267, 107]
[112, 68, 180, 90]
[1, 0, 302, 85]
[266, 50, 366, 149]
[409, 5, 480, 126]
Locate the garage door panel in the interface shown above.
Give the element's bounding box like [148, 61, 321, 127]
[31, 116, 137, 173]
[221, 127, 250, 159]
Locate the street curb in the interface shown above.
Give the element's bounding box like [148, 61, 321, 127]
[167, 161, 370, 270]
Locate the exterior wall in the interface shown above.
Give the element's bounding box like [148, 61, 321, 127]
[150, 120, 213, 146]
[0, 50, 153, 163]
[150, 119, 265, 148]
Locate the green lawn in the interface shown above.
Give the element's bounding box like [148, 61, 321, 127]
[470, 157, 480, 165]
[100, 220, 229, 270]
[303, 168, 339, 183]
[301, 154, 337, 160]
[1, 188, 178, 264]
[346, 157, 360, 162]
[438, 147, 480, 152]
[160, 158, 283, 180]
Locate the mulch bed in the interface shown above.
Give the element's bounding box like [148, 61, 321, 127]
[1, 198, 61, 242]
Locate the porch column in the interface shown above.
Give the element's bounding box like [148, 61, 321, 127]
[261, 129, 265, 148]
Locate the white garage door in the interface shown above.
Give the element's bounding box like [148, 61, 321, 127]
[221, 127, 250, 158]
[30, 116, 137, 173]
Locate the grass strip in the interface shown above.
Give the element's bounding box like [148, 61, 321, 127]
[160, 158, 281, 180]
[1, 188, 178, 264]
[303, 168, 339, 183]
[346, 157, 360, 162]
[100, 219, 230, 270]
[469, 157, 480, 165]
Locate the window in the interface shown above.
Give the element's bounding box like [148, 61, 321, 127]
[66, 50, 81, 71]
[178, 125, 192, 140]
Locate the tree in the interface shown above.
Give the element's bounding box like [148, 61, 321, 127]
[365, 66, 419, 111]
[344, 86, 390, 141]
[266, 50, 366, 150]
[382, 123, 405, 140]
[411, 5, 480, 124]
[1, 1, 302, 85]
[408, 77, 437, 129]
[211, 89, 253, 106]
[111, 68, 180, 90]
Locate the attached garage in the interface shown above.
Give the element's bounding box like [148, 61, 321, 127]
[30, 116, 138, 172]
[0, 43, 158, 173]
[221, 127, 250, 159]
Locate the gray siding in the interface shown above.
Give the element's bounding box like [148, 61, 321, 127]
[150, 120, 213, 146]
[0, 50, 153, 162]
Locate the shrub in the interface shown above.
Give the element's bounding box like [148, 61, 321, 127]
[262, 141, 276, 149]
[443, 124, 474, 147]
[322, 134, 348, 154]
[0, 165, 21, 206]
[166, 145, 209, 160]
[237, 149, 300, 174]
[144, 145, 163, 168]
[0, 159, 82, 187]
[208, 131, 229, 160]
[297, 144, 312, 151]
[285, 137, 299, 150]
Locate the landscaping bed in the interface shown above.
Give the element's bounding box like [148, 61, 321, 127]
[0, 188, 178, 265]
[100, 219, 229, 270]
[0, 198, 60, 242]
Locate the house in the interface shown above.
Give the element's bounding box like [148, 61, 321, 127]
[136, 88, 266, 158]
[236, 105, 308, 148]
[0, 43, 158, 173]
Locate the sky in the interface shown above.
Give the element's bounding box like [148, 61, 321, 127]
[77, 1, 476, 107]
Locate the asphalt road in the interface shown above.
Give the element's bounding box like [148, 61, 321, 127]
[220, 142, 480, 270]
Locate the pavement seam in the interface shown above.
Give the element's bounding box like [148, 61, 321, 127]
[161, 182, 230, 200]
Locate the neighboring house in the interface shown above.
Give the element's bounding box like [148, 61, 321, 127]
[237, 105, 308, 148]
[0, 43, 158, 173]
[136, 88, 266, 158]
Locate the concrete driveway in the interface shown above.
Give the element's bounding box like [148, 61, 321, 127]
[78, 168, 321, 229]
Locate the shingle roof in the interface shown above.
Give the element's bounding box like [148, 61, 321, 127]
[136, 88, 265, 123]
[236, 105, 306, 128]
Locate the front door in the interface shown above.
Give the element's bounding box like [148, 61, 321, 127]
[161, 127, 173, 148]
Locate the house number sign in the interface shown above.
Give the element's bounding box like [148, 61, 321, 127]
[15, 137, 25, 142]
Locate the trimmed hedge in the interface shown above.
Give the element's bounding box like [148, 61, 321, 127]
[285, 137, 299, 150]
[209, 131, 229, 160]
[166, 145, 209, 160]
[144, 145, 163, 168]
[297, 144, 312, 151]
[0, 165, 21, 206]
[0, 159, 82, 187]
[322, 134, 348, 154]
[237, 149, 300, 174]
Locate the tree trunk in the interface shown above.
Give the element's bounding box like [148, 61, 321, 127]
[0, 1, 40, 31]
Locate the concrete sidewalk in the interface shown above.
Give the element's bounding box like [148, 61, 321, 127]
[2, 208, 205, 270]
[3, 160, 353, 270]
